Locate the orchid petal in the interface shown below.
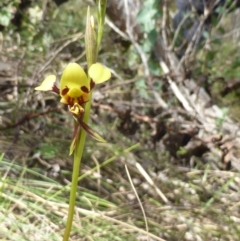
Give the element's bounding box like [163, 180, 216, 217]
[35, 75, 56, 91]
[77, 117, 106, 142]
[60, 63, 89, 96]
[88, 63, 111, 84]
[60, 97, 69, 104]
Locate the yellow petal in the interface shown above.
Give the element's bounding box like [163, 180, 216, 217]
[35, 75, 56, 91]
[60, 97, 68, 104]
[68, 87, 82, 98]
[60, 63, 89, 95]
[88, 63, 111, 84]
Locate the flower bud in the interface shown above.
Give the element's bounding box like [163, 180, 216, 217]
[85, 7, 97, 68]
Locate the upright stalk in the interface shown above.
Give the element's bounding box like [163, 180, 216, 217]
[62, 127, 87, 241]
[63, 2, 107, 240]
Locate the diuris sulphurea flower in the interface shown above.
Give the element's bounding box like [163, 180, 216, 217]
[35, 62, 111, 154]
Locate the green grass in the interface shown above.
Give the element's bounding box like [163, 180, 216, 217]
[1, 151, 240, 240]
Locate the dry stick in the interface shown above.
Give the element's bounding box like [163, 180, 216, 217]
[135, 162, 168, 204]
[125, 164, 150, 241]
[105, 18, 129, 39]
[160, 61, 193, 112]
[0, 107, 59, 130]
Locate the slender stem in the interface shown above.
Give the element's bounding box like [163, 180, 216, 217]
[62, 123, 87, 240]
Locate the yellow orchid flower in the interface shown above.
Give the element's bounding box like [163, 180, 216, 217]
[35, 62, 111, 149]
[35, 62, 111, 115]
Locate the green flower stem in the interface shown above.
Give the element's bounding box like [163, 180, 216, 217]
[62, 99, 91, 241]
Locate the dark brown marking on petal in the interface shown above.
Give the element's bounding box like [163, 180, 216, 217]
[61, 86, 69, 96]
[81, 96, 85, 104]
[77, 96, 82, 104]
[67, 96, 74, 106]
[52, 85, 60, 94]
[90, 79, 95, 90]
[78, 96, 87, 104]
[73, 124, 81, 139]
[71, 123, 81, 151]
[81, 86, 89, 93]
[76, 117, 106, 142]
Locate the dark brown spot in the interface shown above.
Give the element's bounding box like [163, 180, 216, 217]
[81, 86, 89, 93]
[61, 86, 69, 95]
[90, 79, 95, 90]
[52, 85, 60, 94]
[67, 96, 74, 106]
[78, 96, 86, 104]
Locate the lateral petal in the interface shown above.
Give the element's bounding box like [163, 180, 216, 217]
[88, 63, 111, 84]
[77, 117, 106, 142]
[35, 75, 56, 91]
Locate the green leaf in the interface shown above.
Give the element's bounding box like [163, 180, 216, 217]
[0, 8, 11, 27]
[135, 78, 149, 99]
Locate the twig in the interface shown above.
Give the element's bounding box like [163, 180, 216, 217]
[0, 107, 59, 130]
[125, 164, 150, 241]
